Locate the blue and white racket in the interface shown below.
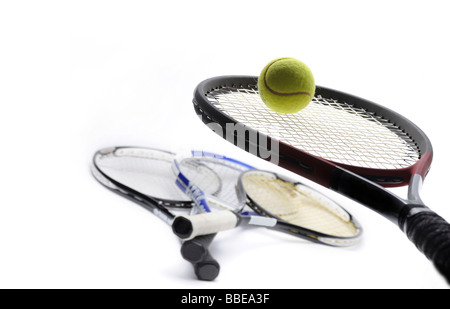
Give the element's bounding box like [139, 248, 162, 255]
[172, 151, 254, 261]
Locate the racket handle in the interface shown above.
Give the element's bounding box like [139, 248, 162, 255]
[172, 210, 238, 240]
[400, 206, 450, 283]
[194, 251, 220, 281]
[181, 234, 220, 280]
[181, 233, 216, 263]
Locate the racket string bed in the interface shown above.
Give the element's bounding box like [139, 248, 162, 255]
[205, 85, 420, 169]
[241, 172, 360, 238]
[98, 156, 190, 203]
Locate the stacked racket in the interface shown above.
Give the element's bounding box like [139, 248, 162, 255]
[92, 146, 362, 280]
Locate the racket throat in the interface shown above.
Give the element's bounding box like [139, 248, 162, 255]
[407, 174, 424, 204]
[329, 167, 406, 224]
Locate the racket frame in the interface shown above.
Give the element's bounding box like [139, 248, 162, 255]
[193, 76, 433, 225]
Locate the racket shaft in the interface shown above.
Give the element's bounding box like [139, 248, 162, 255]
[329, 167, 406, 223]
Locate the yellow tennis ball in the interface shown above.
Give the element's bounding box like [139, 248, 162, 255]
[258, 57, 315, 114]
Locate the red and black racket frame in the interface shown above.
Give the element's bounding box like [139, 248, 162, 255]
[193, 76, 450, 282]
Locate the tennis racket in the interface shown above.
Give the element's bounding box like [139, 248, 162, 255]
[173, 169, 362, 246]
[91, 146, 220, 281]
[191, 75, 450, 282]
[172, 151, 253, 252]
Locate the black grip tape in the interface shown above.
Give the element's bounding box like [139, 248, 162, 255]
[181, 234, 216, 263]
[182, 234, 220, 281]
[402, 209, 450, 283]
[194, 251, 220, 281]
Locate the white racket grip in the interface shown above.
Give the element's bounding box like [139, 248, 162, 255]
[172, 210, 238, 240]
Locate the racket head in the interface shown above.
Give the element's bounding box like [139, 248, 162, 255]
[92, 146, 194, 220]
[193, 76, 433, 188]
[237, 170, 362, 246]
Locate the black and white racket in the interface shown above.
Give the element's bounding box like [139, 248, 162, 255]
[191, 75, 450, 282]
[91, 146, 220, 281]
[173, 169, 362, 246]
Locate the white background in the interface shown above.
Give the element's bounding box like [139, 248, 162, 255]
[1, 0, 449, 289]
